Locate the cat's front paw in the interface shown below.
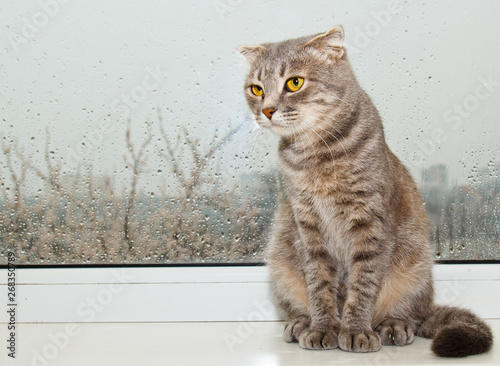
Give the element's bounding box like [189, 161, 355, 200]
[298, 328, 339, 350]
[338, 328, 381, 353]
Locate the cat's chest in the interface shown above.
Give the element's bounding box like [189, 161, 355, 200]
[280, 160, 356, 264]
[284, 174, 354, 262]
[312, 194, 353, 263]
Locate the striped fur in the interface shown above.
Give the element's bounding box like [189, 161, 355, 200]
[239, 26, 493, 356]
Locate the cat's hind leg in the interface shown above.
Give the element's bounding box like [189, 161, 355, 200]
[284, 315, 310, 343]
[270, 248, 314, 345]
[375, 318, 416, 346]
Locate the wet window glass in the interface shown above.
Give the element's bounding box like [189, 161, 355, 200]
[0, 1, 499, 264]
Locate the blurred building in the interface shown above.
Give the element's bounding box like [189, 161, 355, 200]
[421, 164, 449, 217]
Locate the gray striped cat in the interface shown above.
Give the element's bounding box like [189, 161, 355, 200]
[239, 26, 492, 357]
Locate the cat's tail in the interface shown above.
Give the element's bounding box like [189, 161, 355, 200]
[418, 305, 493, 357]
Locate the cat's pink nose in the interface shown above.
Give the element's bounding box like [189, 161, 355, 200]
[262, 108, 276, 120]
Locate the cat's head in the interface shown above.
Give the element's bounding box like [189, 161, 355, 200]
[239, 26, 357, 138]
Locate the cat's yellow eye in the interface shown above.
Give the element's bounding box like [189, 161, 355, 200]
[285, 77, 304, 92]
[250, 85, 264, 96]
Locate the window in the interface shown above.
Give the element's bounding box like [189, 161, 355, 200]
[1, 1, 499, 265]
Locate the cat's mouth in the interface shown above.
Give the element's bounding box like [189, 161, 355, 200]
[253, 109, 302, 135]
[259, 113, 300, 135]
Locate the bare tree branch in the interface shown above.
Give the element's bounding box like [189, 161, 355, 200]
[124, 120, 153, 252]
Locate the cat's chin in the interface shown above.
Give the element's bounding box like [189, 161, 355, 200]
[270, 124, 292, 136]
[255, 119, 291, 137]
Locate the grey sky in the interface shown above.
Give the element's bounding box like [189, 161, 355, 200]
[1, 0, 499, 195]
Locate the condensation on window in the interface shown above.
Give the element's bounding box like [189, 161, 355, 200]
[0, 1, 499, 264]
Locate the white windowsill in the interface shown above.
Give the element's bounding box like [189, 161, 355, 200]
[0, 264, 499, 364]
[1, 320, 499, 365]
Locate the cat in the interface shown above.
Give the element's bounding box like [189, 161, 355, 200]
[239, 26, 493, 357]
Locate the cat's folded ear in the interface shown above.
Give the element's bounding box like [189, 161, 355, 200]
[305, 26, 345, 62]
[238, 45, 266, 63]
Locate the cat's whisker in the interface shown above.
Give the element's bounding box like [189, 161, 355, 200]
[330, 123, 346, 141]
[287, 117, 298, 147]
[310, 113, 349, 159]
[322, 113, 350, 144]
[301, 127, 316, 157]
[332, 95, 354, 108]
[240, 120, 264, 158]
[219, 120, 260, 159]
[330, 125, 349, 158]
[292, 119, 316, 157]
[249, 128, 263, 157]
[290, 119, 304, 152]
[303, 122, 336, 168]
